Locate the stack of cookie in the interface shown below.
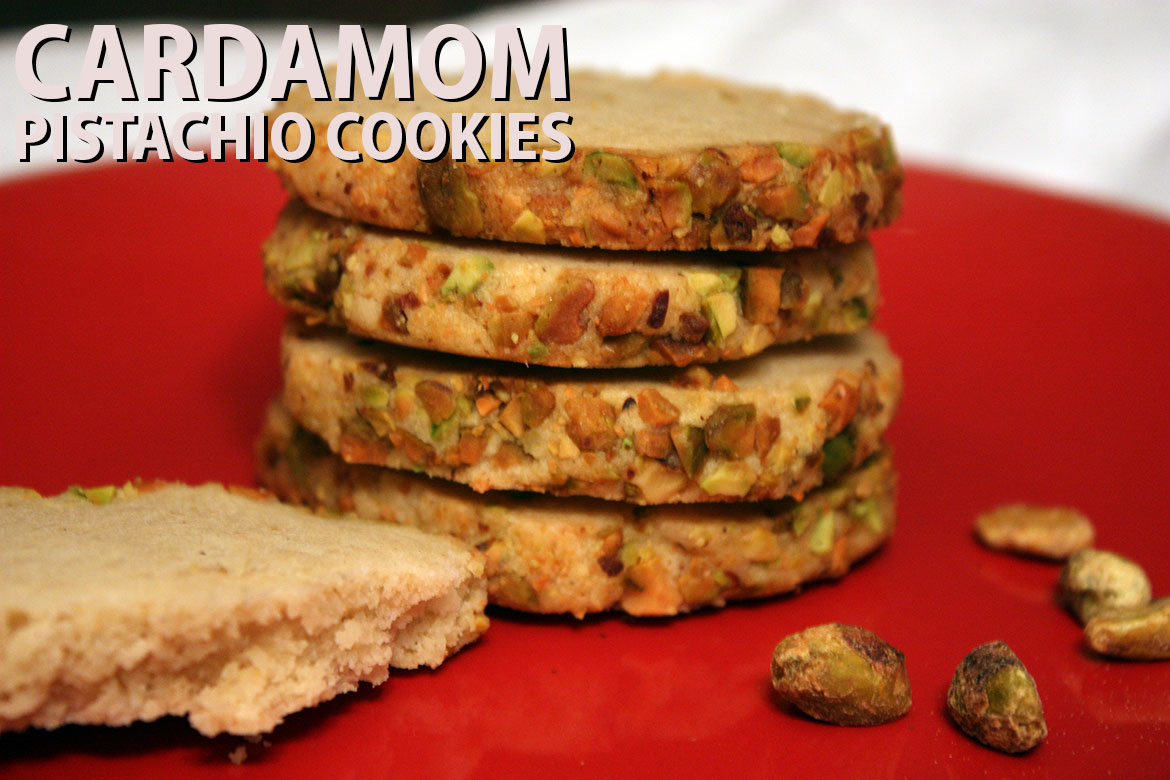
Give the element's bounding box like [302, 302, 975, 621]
[257, 72, 904, 618]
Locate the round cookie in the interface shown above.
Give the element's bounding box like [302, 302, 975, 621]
[270, 70, 901, 251]
[258, 402, 897, 618]
[280, 320, 901, 504]
[266, 200, 879, 368]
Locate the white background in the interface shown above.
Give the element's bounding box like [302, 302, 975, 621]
[3, 0, 1169, 217]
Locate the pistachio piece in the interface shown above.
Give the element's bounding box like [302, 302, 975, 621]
[974, 504, 1095, 560]
[683, 271, 723, 298]
[527, 341, 549, 361]
[771, 623, 911, 726]
[439, 255, 493, 299]
[947, 641, 1047, 753]
[669, 425, 708, 478]
[680, 149, 738, 216]
[704, 404, 756, 458]
[414, 379, 457, 424]
[488, 309, 534, 349]
[754, 415, 780, 458]
[702, 291, 739, 342]
[698, 461, 756, 497]
[818, 170, 846, 208]
[598, 288, 647, 338]
[564, 394, 617, 451]
[417, 160, 484, 235]
[583, 151, 638, 188]
[629, 459, 689, 503]
[775, 141, 814, 168]
[743, 267, 783, 324]
[1083, 597, 1170, 660]
[1059, 550, 1152, 623]
[756, 183, 810, 222]
[634, 428, 674, 460]
[636, 388, 680, 427]
[820, 429, 856, 482]
[807, 512, 837, 555]
[499, 383, 557, 438]
[534, 278, 596, 344]
[510, 209, 545, 243]
[361, 384, 391, 410]
[70, 485, 117, 505]
[819, 379, 860, 438]
[429, 395, 470, 441]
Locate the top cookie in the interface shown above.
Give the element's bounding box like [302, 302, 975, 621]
[270, 70, 901, 251]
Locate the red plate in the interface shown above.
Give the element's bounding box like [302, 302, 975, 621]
[2, 161, 1168, 779]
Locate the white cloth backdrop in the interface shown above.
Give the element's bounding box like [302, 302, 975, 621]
[3, 0, 1168, 216]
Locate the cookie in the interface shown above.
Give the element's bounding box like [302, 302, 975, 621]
[266, 200, 879, 368]
[270, 70, 901, 251]
[0, 482, 487, 736]
[258, 402, 896, 617]
[280, 319, 901, 504]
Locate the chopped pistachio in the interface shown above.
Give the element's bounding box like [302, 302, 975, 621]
[439, 255, 494, 299]
[821, 429, 856, 482]
[361, 384, 391, 409]
[771, 623, 911, 726]
[670, 425, 708, 478]
[793, 395, 811, 413]
[510, 209, 546, 243]
[790, 508, 812, 537]
[1059, 550, 1152, 623]
[803, 288, 824, 321]
[1083, 597, 1170, 660]
[70, 485, 116, 505]
[698, 461, 757, 497]
[775, 141, 814, 168]
[947, 641, 1047, 753]
[769, 225, 793, 248]
[681, 150, 738, 215]
[702, 291, 739, 342]
[629, 460, 689, 503]
[583, 151, 638, 188]
[712, 569, 732, 588]
[683, 271, 723, 298]
[808, 512, 837, 555]
[430, 395, 471, 441]
[527, 341, 549, 361]
[818, 170, 845, 208]
[419, 162, 484, 235]
[717, 270, 742, 292]
[704, 404, 756, 458]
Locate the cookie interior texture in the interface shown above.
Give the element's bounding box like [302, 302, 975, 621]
[0, 483, 487, 736]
